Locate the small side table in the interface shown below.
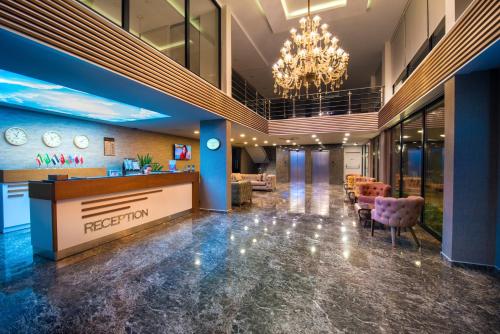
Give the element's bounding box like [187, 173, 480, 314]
[355, 202, 374, 227]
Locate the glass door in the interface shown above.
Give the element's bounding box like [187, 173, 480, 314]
[401, 113, 423, 197]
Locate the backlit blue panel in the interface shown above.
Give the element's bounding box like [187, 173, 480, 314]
[0, 69, 169, 122]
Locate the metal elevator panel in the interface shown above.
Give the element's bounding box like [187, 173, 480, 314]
[312, 150, 330, 184]
[290, 150, 305, 183]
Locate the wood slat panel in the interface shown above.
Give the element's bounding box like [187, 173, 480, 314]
[379, 0, 499, 128]
[268, 113, 378, 135]
[0, 0, 267, 133]
[0, 168, 106, 183]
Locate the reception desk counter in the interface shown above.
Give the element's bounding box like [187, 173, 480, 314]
[29, 172, 199, 260]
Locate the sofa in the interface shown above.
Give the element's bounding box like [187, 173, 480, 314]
[232, 173, 276, 191]
[231, 180, 253, 206]
[347, 176, 376, 203]
[355, 182, 392, 205]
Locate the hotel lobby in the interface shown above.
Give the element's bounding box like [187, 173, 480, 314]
[0, 0, 499, 333]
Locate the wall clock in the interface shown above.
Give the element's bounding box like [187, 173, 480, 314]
[206, 138, 221, 151]
[4, 127, 28, 146]
[74, 135, 89, 149]
[42, 131, 62, 148]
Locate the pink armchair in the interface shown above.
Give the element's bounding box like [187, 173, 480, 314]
[348, 176, 376, 203]
[357, 183, 392, 205]
[371, 196, 424, 248]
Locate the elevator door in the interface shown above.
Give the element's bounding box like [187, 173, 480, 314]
[290, 150, 305, 183]
[312, 150, 330, 184]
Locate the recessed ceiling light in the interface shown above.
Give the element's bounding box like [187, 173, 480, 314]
[318, 142, 322, 145]
[292, 142, 297, 145]
[440, 134, 445, 138]
[252, 137, 257, 141]
[194, 130, 199, 134]
[417, 130, 423, 133]
[403, 135, 410, 139]
[311, 134, 317, 138]
[230, 138, 234, 142]
[354, 143, 358, 146]
[264, 140, 268, 144]
[286, 139, 291, 143]
[345, 133, 350, 136]
[315, 138, 319, 142]
[254, 143, 258, 147]
[272, 143, 277, 146]
[244, 141, 248, 144]
[240, 134, 245, 138]
[343, 137, 347, 141]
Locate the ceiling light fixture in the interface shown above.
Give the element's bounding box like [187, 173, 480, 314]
[252, 137, 257, 141]
[286, 139, 291, 143]
[345, 133, 350, 136]
[230, 138, 234, 142]
[264, 140, 268, 144]
[273, 143, 277, 146]
[244, 141, 248, 144]
[311, 134, 317, 138]
[194, 130, 199, 134]
[240, 134, 246, 138]
[272, 0, 349, 98]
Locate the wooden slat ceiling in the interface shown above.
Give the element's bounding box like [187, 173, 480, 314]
[268, 112, 378, 135]
[378, 0, 499, 129]
[0, 0, 268, 133]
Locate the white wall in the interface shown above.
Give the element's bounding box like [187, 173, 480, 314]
[343, 146, 363, 178]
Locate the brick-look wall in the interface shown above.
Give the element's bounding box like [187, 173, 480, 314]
[0, 107, 200, 171]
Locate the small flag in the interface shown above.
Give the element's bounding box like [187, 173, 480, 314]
[52, 154, 59, 164]
[37, 153, 43, 162]
[60, 154, 65, 165]
[74, 155, 80, 164]
[44, 153, 51, 165]
[79, 155, 84, 165]
[67, 154, 73, 164]
[35, 157, 41, 167]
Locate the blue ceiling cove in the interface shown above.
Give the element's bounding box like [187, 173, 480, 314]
[0, 69, 170, 122]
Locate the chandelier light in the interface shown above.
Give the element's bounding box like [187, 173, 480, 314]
[272, 0, 349, 98]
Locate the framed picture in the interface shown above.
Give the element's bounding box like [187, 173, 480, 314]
[104, 137, 115, 156]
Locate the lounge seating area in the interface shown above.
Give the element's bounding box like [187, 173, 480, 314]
[231, 173, 277, 192]
[346, 174, 424, 248]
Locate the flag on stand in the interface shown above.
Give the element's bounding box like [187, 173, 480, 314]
[60, 154, 66, 165]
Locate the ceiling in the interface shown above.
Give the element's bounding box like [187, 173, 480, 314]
[231, 0, 408, 97]
[230, 122, 377, 147]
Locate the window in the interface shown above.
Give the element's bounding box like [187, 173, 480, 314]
[402, 113, 423, 197]
[80, 0, 122, 26]
[189, 0, 220, 87]
[129, 0, 186, 66]
[424, 102, 445, 236]
[390, 124, 401, 197]
[388, 98, 445, 239]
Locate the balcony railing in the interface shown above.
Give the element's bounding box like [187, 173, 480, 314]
[232, 81, 384, 120]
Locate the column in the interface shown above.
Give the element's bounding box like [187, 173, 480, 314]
[442, 70, 499, 267]
[200, 119, 232, 212]
[382, 41, 392, 104]
[220, 3, 232, 96]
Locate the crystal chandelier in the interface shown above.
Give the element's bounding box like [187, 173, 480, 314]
[272, 0, 349, 98]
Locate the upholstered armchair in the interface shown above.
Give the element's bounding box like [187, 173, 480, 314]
[356, 183, 392, 205]
[231, 180, 253, 206]
[344, 174, 360, 194]
[348, 176, 376, 203]
[371, 196, 424, 247]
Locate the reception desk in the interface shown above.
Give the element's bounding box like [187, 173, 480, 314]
[0, 168, 106, 233]
[28, 172, 199, 260]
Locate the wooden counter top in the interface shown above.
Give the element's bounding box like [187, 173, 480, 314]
[29, 172, 199, 204]
[0, 168, 107, 183]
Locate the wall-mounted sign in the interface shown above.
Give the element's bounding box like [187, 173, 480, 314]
[206, 138, 221, 151]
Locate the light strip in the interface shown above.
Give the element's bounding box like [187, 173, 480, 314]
[280, 0, 347, 20]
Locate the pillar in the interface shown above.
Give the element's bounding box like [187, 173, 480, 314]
[442, 70, 499, 267]
[200, 119, 232, 212]
[382, 41, 392, 104]
[220, 3, 232, 96]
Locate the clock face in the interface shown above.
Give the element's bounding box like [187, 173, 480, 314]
[42, 131, 62, 148]
[4, 127, 28, 146]
[74, 135, 89, 149]
[206, 138, 221, 150]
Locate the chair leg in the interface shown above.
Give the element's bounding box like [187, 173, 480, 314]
[371, 219, 375, 236]
[409, 227, 421, 248]
[390, 227, 396, 248]
[397, 227, 401, 236]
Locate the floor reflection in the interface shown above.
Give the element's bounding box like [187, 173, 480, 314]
[0, 184, 498, 333]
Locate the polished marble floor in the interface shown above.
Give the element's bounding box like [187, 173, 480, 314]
[0, 184, 499, 333]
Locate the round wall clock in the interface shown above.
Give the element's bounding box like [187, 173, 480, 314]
[73, 135, 89, 149]
[42, 131, 62, 148]
[206, 138, 221, 151]
[4, 127, 28, 146]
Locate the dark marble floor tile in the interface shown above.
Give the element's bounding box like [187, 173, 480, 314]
[0, 184, 499, 334]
